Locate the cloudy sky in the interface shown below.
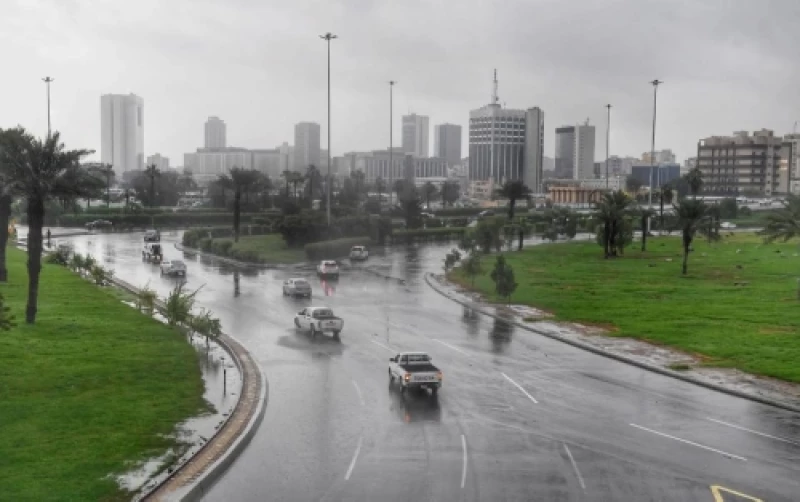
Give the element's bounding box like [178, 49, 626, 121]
[2, 0, 799, 167]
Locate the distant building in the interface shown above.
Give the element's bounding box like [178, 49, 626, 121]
[782, 133, 800, 194]
[433, 123, 462, 164]
[204, 116, 227, 149]
[682, 157, 697, 175]
[251, 149, 282, 178]
[100, 93, 144, 173]
[469, 179, 496, 200]
[353, 149, 447, 184]
[402, 114, 430, 158]
[580, 177, 625, 191]
[184, 148, 253, 185]
[294, 122, 321, 171]
[523, 107, 545, 192]
[574, 121, 596, 180]
[696, 129, 787, 196]
[607, 155, 639, 177]
[554, 126, 575, 179]
[630, 163, 681, 188]
[642, 149, 676, 164]
[146, 153, 170, 170]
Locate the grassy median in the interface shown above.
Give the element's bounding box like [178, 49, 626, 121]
[450, 233, 800, 383]
[225, 234, 306, 263]
[0, 247, 207, 500]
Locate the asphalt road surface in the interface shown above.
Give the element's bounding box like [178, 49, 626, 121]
[61, 230, 800, 502]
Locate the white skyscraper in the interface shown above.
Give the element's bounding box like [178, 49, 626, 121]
[294, 122, 321, 171]
[574, 120, 596, 179]
[204, 117, 227, 149]
[146, 153, 170, 170]
[402, 114, 430, 158]
[100, 93, 144, 173]
[523, 107, 545, 192]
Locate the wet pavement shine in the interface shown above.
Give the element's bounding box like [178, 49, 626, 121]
[59, 229, 800, 502]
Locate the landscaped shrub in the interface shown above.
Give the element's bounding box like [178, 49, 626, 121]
[58, 212, 263, 228]
[304, 237, 372, 261]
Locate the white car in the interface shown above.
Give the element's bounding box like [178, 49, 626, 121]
[720, 222, 737, 230]
[349, 246, 369, 261]
[389, 352, 442, 396]
[294, 306, 343, 339]
[160, 259, 187, 277]
[283, 278, 312, 298]
[317, 260, 340, 278]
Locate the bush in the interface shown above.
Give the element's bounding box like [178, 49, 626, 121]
[228, 248, 261, 263]
[182, 225, 274, 247]
[58, 212, 263, 229]
[45, 245, 72, 266]
[304, 237, 372, 261]
[391, 227, 467, 243]
[211, 239, 233, 256]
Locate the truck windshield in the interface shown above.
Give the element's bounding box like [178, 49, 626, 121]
[313, 309, 333, 318]
[406, 354, 430, 364]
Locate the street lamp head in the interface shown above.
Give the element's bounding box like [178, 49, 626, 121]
[42, 76, 54, 83]
[606, 103, 612, 109]
[319, 33, 337, 40]
[650, 79, 663, 86]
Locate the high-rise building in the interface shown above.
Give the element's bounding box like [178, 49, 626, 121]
[294, 122, 321, 171]
[607, 155, 639, 177]
[696, 129, 786, 197]
[434, 123, 462, 164]
[523, 107, 545, 192]
[204, 117, 227, 149]
[554, 126, 575, 179]
[574, 121, 596, 180]
[783, 133, 800, 194]
[146, 153, 170, 170]
[100, 93, 144, 173]
[642, 149, 676, 164]
[402, 114, 430, 158]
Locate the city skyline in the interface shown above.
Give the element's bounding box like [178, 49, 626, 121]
[3, 1, 800, 170]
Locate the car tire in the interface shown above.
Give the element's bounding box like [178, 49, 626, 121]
[333, 331, 340, 341]
[294, 318, 300, 328]
[310, 325, 317, 338]
[388, 369, 394, 382]
[400, 385, 407, 395]
[431, 387, 439, 397]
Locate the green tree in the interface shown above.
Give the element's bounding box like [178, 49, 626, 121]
[759, 194, 800, 243]
[719, 197, 738, 219]
[639, 207, 656, 252]
[144, 164, 160, 208]
[475, 217, 504, 253]
[305, 164, 322, 205]
[399, 185, 423, 229]
[495, 180, 532, 221]
[658, 183, 674, 234]
[490, 255, 518, 303]
[443, 248, 462, 273]
[191, 308, 223, 347]
[218, 167, 261, 242]
[0, 128, 99, 323]
[0, 128, 23, 282]
[442, 180, 460, 207]
[462, 251, 484, 286]
[0, 292, 15, 331]
[164, 282, 200, 328]
[674, 198, 708, 275]
[458, 233, 476, 254]
[592, 190, 635, 258]
[625, 175, 644, 194]
[90, 164, 115, 208]
[135, 282, 157, 315]
[422, 181, 438, 211]
[684, 167, 703, 199]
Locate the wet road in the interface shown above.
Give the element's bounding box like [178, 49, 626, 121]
[62, 230, 800, 502]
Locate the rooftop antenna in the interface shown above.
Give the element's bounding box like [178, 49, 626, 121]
[492, 69, 499, 106]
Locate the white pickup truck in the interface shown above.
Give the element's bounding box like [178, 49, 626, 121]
[294, 306, 343, 339]
[389, 352, 442, 396]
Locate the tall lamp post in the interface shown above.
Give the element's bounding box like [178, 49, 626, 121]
[320, 32, 337, 227]
[42, 76, 54, 138]
[388, 80, 396, 208]
[605, 104, 611, 190]
[648, 79, 662, 209]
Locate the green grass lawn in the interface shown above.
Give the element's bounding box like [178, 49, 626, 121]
[0, 247, 207, 500]
[226, 234, 306, 263]
[450, 233, 800, 383]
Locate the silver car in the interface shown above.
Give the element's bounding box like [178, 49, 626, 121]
[160, 259, 187, 277]
[283, 278, 312, 298]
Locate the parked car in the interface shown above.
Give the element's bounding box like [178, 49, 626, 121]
[720, 221, 737, 230]
[142, 243, 163, 263]
[283, 278, 312, 298]
[317, 260, 340, 278]
[349, 246, 369, 261]
[144, 229, 160, 242]
[293, 306, 343, 339]
[477, 210, 495, 219]
[86, 219, 113, 230]
[160, 259, 187, 277]
[389, 352, 442, 396]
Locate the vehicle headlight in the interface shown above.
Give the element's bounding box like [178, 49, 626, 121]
[403, 374, 410, 381]
[436, 372, 443, 380]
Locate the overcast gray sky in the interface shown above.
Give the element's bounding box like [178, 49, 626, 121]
[3, 0, 799, 167]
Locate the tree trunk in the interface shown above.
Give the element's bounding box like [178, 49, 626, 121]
[150, 178, 156, 208]
[518, 229, 523, 251]
[603, 221, 610, 258]
[640, 214, 648, 252]
[0, 194, 11, 282]
[233, 190, 242, 243]
[26, 196, 45, 323]
[682, 232, 691, 275]
[659, 196, 664, 235]
[508, 198, 516, 221]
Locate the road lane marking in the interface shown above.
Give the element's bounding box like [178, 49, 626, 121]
[563, 444, 586, 491]
[371, 339, 394, 353]
[501, 373, 539, 404]
[344, 436, 363, 481]
[710, 485, 763, 501]
[434, 339, 471, 356]
[352, 380, 365, 406]
[705, 417, 800, 446]
[629, 424, 747, 461]
[461, 434, 468, 489]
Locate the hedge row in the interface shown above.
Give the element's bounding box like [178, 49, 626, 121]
[182, 226, 275, 247]
[194, 237, 262, 263]
[304, 237, 372, 261]
[58, 212, 262, 228]
[434, 207, 528, 217]
[390, 227, 467, 243]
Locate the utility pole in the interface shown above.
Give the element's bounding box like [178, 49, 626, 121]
[389, 80, 396, 208]
[320, 33, 337, 227]
[605, 104, 611, 190]
[648, 80, 663, 211]
[42, 77, 54, 138]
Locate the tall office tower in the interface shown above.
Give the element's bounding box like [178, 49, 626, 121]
[100, 93, 144, 173]
[554, 126, 575, 179]
[204, 116, 227, 149]
[402, 114, 430, 158]
[574, 120, 596, 179]
[294, 122, 321, 171]
[434, 123, 462, 164]
[523, 107, 544, 192]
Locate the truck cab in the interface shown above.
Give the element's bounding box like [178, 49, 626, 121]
[389, 352, 442, 396]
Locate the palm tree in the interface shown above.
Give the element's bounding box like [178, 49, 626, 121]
[281, 170, 293, 198]
[0, 128, 24, 282]
[674, 198, 708, 275]
[351, 170, 367, 198]
[0, 128, 99, 322]
[305, 164, 321, 205]
[256, 173, 274, 209]
[639, 207, 656, 251]
[684, 167, 703, 199]
[145, 164, 160, 207]
[289, 172, 304, 200]
[374, 176, 386, 204]
[658, 183, 674, 234]
[218, 168, 261, 242]
[93, 164, 115, 208]
[495, 180, 532, 221]
[760, 193, 800, 243]
[592, 190, 635, 258]
[422, 181, 438, 211]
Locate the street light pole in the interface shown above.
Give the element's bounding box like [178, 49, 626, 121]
[389, 80, 396, 208]
[605, 104, 611, 190]
[42, 76, 54, 138]
[320, 32, 337, 227]
[648, 80, 662, 209]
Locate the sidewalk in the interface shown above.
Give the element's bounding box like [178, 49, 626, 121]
[425, 272, 800, 414]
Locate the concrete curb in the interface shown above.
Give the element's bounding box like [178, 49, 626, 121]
[175, 243, 298, 270]
[424, 272, 800, 415]
[359, 266, 406, 284]
[109, 277, 269, 501]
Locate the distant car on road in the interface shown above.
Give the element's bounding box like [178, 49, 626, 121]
[720, 222, 737, 230]
[142, 243, 163, 264]
[294, 306, 343, 339]
[349, 245, 369, 261]
[389, 352, 442, 396]
[160, 259, 187, 277]
[144, 229, 160, 242]
[283, 278, 312, 298]
[86, 219, 113, 231]
[317, 260, 340, 278]
[477, 210, 495, 219]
